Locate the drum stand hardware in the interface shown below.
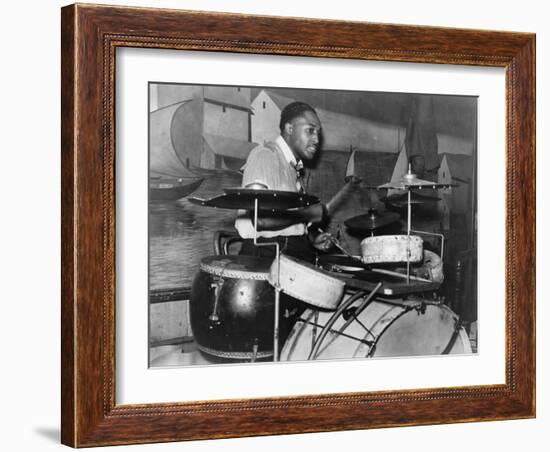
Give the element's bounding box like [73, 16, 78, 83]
[410, 229, 445, 261]
[302, 319, 375, 348]
[251, 339, 259, 362]
[308, 283, 382, 360]
[413, 301, 428, 315]
[385, 164, 451, 283]
[442, 318, 464, 355]
[324, 290, 380, 348]
[252, 198, 282, 362]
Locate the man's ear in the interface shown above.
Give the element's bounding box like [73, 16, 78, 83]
[283, 122, 293, 136]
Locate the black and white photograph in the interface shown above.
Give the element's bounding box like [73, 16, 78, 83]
[148, 83, 478, 367]
[3, 0, 545, 450]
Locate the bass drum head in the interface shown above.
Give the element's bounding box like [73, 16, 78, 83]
[281, 298, 471, 361]
[371, 303, 459, 357]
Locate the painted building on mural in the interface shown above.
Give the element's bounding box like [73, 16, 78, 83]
[149, 84, 257, 172]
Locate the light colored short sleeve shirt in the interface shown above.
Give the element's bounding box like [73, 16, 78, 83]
[235, 136, 306, 238]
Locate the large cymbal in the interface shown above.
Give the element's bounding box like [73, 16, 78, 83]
[382, 191, 441, 207]
[344, 209, 400, 231]
[188, 188, 319, 211]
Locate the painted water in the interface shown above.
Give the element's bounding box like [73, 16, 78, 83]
[149, 169, 242, 290]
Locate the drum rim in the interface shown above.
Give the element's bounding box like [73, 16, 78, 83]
[277, 254, 345, 286]
[197, 343, 273, 359]
[199, 255, 272, 280]
[361, 234, 423, 244]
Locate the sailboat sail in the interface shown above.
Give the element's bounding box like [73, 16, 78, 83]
[387, 147, 409, 197]
[149, 100, 201, 178]
[149, 101, 205, 200]
[345, 148, 356, 180]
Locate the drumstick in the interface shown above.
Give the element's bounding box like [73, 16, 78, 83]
[370, 267, 432, 283]
[317, 227, 362, 261]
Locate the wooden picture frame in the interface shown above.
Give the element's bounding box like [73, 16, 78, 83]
[61, 3, 535, 447]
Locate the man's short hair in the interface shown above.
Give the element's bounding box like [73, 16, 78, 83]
[279, 101, 318, 133]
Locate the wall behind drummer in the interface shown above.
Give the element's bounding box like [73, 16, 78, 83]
[235, 101, 333, 261]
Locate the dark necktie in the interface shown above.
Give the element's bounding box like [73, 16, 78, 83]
[294, 160, 305, 193]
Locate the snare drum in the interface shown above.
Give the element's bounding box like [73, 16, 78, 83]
[281, 295, 471, 361]
[360, 235, 423, 264]
[190, 255, 275, 359]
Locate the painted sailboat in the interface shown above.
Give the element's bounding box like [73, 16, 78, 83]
[149, 172, 205, 201]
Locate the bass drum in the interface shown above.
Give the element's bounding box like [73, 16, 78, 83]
[190, 255, 275, 360]
[281, 296, 471, 361]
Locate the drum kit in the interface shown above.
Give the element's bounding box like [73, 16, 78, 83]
[187, 166, 469, 363]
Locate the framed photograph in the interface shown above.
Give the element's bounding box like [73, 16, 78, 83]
[61, 3, 535, 447]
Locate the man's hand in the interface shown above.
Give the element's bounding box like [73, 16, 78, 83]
[299, 203, 325, 224]
[312, 231, 334, 252]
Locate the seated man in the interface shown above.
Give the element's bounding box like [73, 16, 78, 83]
[235, 101, 332, 261]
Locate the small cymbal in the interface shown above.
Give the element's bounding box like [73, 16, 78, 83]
[188, 188, 319, 211]
[344, 209, 400, 231]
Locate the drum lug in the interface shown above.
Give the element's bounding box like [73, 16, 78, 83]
[342, 307, 356, 321]
[414, 302, 427, 315]
[250, 339, 259, 363]
[208, 277, 224, 324]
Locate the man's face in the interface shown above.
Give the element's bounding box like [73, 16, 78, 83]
[284, 111, 322, 161]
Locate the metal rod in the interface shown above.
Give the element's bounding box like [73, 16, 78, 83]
[308, 290, 367, 360]
[470, 117, 478, 249]
[411, 229, 445, 261]
[273, 251, 280, 362]
[253, 197, 258, 243]
[302, 320, 374, 345]
[323, 290, 377, 349]
[309, 284, 381, 360]
[407, 188, 411, 284]
[253, 197, 281, 362]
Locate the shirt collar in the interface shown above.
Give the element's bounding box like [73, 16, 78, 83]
[275, 135, 301, 169]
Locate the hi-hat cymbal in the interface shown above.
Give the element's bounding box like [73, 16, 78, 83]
[377, 169, 456, 190]
[382, 191, 441, 207]
[344, 209, 400, 231]
[188, 188, 319, 211]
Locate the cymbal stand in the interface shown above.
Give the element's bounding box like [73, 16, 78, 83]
[406, 187, 412, 284]
[252, 198, 281, 362]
